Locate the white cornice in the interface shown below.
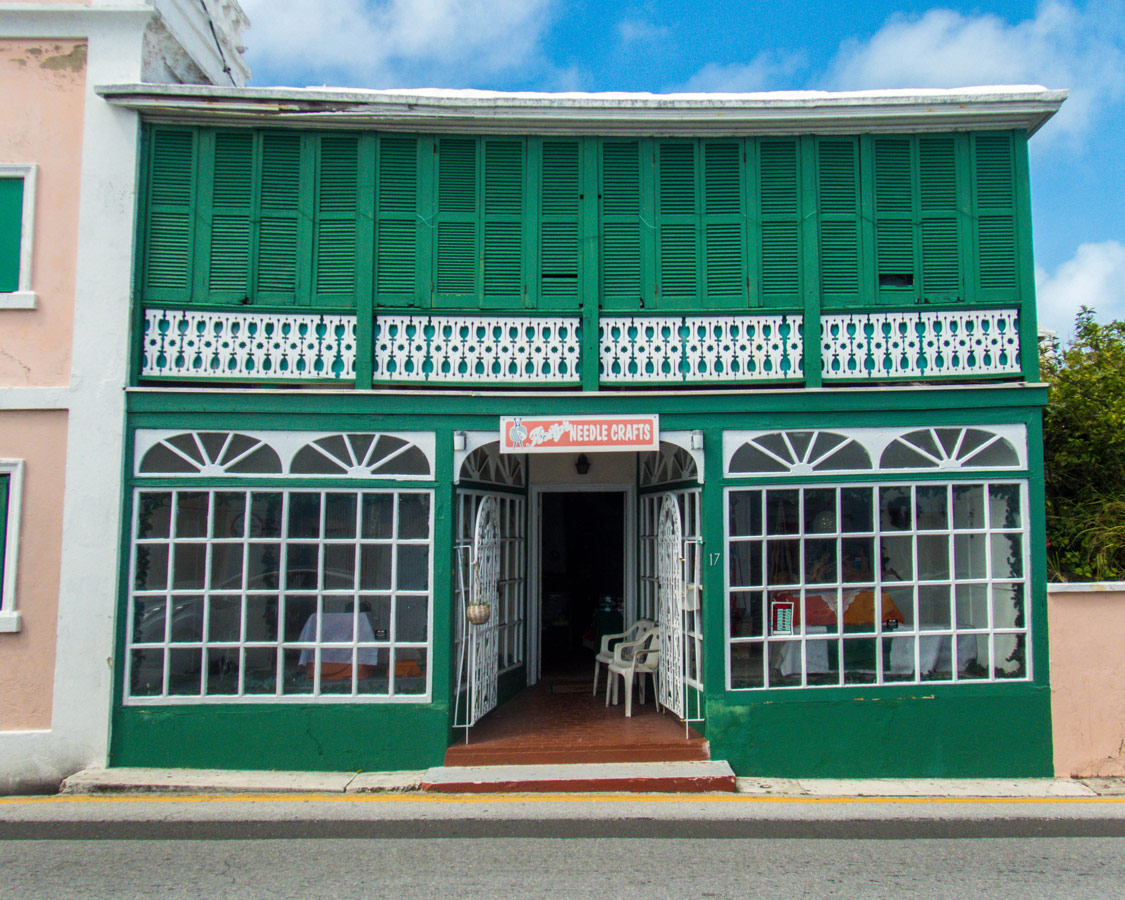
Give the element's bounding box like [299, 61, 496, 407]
[95, 84, 1067, 136]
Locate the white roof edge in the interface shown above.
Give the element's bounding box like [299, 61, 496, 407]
[95, 83, 1067, 135]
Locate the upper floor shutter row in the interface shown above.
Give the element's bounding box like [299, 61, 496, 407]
[142, 128, 1023, 312]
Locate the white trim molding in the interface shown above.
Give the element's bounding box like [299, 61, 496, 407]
[0, 164, 38, 310]
[0, 459, 25, 633]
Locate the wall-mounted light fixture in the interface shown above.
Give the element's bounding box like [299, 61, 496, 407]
[690, 430, 705, 451]
[453, 431, 467, 452]
[574, 454, 591, 476]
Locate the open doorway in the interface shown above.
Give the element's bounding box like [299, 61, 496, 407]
[539, 491, 626, 678]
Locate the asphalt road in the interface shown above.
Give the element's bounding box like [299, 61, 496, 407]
[3, 794, 1124, 900]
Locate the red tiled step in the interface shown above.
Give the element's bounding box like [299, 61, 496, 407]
[444, 740, 709, 767]
[422, 761, 736, 794]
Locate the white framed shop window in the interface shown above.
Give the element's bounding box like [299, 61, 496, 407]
[0, 164, 37, 310]
[726, 479, 1031, 690]
[0, 460, 25, 632]
[124, 487, 434, 703]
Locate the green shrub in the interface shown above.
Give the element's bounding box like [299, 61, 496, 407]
[1042, 308, 1125, 580]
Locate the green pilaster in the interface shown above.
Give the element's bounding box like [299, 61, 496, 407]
[580, 136, 601, 390]
[799, 135, 822, 386]
[354, 133, 376, 388]
[1014, 131, 1040, 380]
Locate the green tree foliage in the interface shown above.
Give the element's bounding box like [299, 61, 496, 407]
[1042, 308, 1125, 580]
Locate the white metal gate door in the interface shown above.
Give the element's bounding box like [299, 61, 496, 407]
[656, 494, 685, 719]
[466, 495, 501, 726]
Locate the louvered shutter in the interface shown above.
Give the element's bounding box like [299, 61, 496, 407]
[657, 142, 698, 304]
[702, 141, 746, 306]
[974, 134, 1018, 298]
[600, 141, 644, 308]
[375, 136, 419, 306]
[757, 139, 801, 306]
[313, 135, 359, 307]
[206, 131, 253, 302]
[145, 128, 196, 299]
[539, 140, 580, 307]
[435, 138, 478, 302]
[482, 140, 524, 307]
[256, 133, 302, 302]
[917, 137, 960, 299]
[873, 137, 914, 299]
[817, 139, 861, 302]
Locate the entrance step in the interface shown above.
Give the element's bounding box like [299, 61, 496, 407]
[443, 733, 709, 767]
[421, 761, 736, 794]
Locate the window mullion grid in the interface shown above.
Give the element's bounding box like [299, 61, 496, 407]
[163, 490, 178, 697]
[199, 491, 215, 698]
[388, 490, 400, 697]
[280, 490, 293, 699]
[349, 491, 362, 697]
[236, 490, 250, 698]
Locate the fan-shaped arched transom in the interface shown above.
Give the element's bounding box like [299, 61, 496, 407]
[639, 442, 699, 487]
[728, 431, 872, 476]
[458, 443, 526, 488]
[880, 428, 1020, 470]
[136, 430, 434, 479]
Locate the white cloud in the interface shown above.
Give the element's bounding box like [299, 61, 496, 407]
[1036, 241, 1125, 335]
[676, 50, 807, 93]
[239, 0, 555, 88]
[616, 19, 668, 45]
[825, 1, 1125, 142]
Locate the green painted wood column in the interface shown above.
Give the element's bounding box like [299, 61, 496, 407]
[580, 136, 601, 391]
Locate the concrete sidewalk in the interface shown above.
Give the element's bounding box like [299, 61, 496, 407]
[54, 765, 1125, 798]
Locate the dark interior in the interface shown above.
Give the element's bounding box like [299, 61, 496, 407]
[540, 491, 625, 676]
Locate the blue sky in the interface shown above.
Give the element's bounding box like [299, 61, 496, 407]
[239, 0, 1125, 336]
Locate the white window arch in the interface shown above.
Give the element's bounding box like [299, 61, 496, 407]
[727, 431, 872, 476]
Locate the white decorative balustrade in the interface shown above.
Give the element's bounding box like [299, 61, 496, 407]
[372, 315, 582, 384]
[599, 315, 803, 384]
[820, 309, 1021, 381]
[141, 309, 357, 380]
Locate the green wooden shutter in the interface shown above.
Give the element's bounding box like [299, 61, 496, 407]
[917, 136, 960, 299]
[435, 138, 478, 302]
[757, 139, 801, 305]
[145, 128, 196, 299]
[873, 137, 914, 299]
[207, 131, 253, 301]
[0, 177, 23, 293]
[313, 135, 359, 307]
[974, 134, 1018, 295]
[0, 473, 8, 586]
[702, 141, 745, 305]
[375, 136, 419, 306]
[817, 139, 861, 301]
[539, 140, 580, 306]
[482, 140, 524, 307]
[256, 133, 302, 302]
[600, 141, 643, 308]
[657, 141, 698, 304]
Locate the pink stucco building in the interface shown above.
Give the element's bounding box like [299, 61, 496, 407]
[0, 0, 248, 793]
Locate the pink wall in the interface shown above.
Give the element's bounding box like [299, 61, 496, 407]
[1049, 585, 1125, 777]
[0, 411, 68, 730]
[0, 38, 86, 387]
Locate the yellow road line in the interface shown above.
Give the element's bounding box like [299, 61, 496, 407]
[2, 792, 1123, 806]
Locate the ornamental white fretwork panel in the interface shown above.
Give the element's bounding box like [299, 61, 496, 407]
[142, 309, 357, 380]
[372, 315, 582, 384]
[820, 309, 1021, 380]
[599, 315, 803, 383]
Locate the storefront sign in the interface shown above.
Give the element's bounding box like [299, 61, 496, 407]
[500, 414, 659, 454]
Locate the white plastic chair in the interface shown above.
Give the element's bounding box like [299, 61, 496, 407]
[605, 628, 661, 717]
[592, 618, 654, 696]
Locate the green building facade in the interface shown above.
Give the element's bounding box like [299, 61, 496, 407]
[104, 84, 1063, 776]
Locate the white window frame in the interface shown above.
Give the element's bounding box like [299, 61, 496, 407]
[124, 486, 435, 704]
[724, 479, 1031, 690]
[0, 459, 25, 632]
[0, 164, 37, 310]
